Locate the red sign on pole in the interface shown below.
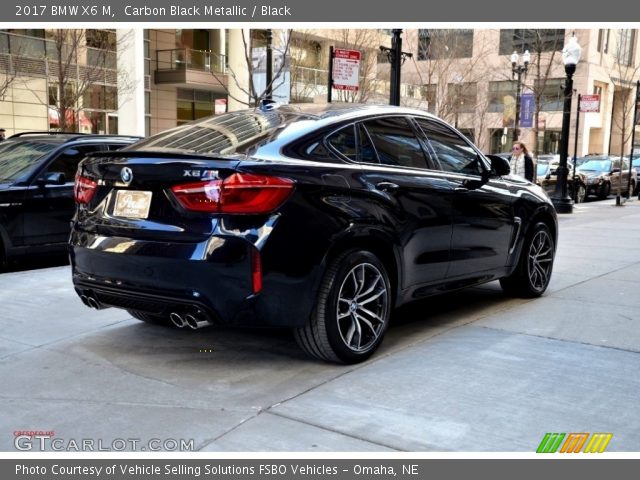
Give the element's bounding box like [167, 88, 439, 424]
[332, 48, 361, 92]
[579, 94, 601, 112]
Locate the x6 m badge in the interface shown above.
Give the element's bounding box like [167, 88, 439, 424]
[183, 169, 219, 179]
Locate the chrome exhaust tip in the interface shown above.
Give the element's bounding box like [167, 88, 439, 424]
[87, 297, 101, 309]
[169, 312, 186, 328]
[79, 295, 90, 307]
[184, 313, 209, 330]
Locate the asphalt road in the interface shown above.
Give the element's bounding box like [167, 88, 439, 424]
[1, 198, 639, 452]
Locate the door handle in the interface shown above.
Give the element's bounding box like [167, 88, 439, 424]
[454, 187, 469, 193]
[375, 182, 400, 192]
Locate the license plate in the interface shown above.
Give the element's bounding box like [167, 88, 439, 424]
[113, 190, 152, 219]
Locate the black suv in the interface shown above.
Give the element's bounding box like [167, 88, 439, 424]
[0, 132, 140, 267]
[70, 105, 557, 364]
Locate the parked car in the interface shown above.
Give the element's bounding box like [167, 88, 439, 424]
[622, 155, 640, 195]
[70, 104, 557, 364]
[576, 155, 636, 199]
[0, 132, 140, 268]
[535, 158, 587, 203]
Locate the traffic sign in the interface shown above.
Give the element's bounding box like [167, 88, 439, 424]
[332, 48, 361, 91]
[579, 94, 601, 112]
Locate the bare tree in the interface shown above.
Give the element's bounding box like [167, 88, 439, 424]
[288, 29, 383, 104]
[0, 49, 23, 101]
[606, 29, 640, 198]
[18, 29, 131, 132]
[513, 29, 564, 159]
[404, 29, 494, 146]
[209, 29, 292, 107]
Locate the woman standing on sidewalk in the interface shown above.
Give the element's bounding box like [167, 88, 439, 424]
[510, 142, 534, 182]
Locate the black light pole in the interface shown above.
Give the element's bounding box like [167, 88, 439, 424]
[573, 93, 581, 201]
[551, 35, 581, 214]
[265, 29, 273, 101]
[380, 29, 412, 106]
[626, 80, 639, 199]
[511, 50, 530, 142]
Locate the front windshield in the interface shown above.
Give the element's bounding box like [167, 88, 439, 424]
[577, 159, 612, 172]
[0, 141, 57, 183]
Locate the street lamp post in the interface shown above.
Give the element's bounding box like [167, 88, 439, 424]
[551, 35, 581, 214]
[380, 30, 412, 106]
[511, 50, 530, 142]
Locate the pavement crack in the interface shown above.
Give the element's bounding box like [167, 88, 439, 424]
[265, 410, 403, 451]
[476, 324, 640, 354]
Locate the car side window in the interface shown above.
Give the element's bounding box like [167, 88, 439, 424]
[45, 145, 103, 183]
[361, 117, 429, 169]
[326, 125, 357, 162]
[415, 118, 483, 175]
[357, 124, 379, 164]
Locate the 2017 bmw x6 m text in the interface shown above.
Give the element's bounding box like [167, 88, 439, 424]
[70, 104, 557, 364]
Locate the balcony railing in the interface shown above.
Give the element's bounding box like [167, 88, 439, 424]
[291, 66, 328, 87]
[155, 48, 226, 74]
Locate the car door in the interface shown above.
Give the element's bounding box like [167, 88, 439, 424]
[22, 144, 105, 246]
[415, 117, 517, 280]
[335, 116, 454, 287]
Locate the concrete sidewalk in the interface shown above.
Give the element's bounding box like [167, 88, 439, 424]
[1, 198, 639, 452]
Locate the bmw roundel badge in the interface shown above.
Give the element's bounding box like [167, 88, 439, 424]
[121, 167, 133, 184]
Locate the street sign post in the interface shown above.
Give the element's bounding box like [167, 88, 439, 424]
[579, 94, 601, 112]
[332, 48, 361, 91]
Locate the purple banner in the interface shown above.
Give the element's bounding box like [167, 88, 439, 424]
[519, 93, 534, 128]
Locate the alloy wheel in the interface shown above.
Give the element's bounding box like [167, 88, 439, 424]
[335, 263, 389, 353]
[527, 230, 554, 292]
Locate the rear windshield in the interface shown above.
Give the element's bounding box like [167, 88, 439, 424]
[0, 140, 58, 183]
[128, 109, 315, 157]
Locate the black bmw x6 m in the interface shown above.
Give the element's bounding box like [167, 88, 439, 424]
[70, 104, 557, 364]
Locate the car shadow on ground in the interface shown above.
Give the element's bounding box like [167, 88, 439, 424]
[72, 282, 515, 371]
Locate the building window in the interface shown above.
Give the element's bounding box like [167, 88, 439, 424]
[536, 79, 564, 111]
[499, 29, 565, 55]
[86, 30, 116, 51]
[417, 29, 473, 59]
[617, 29, 635, 66]
[82, 85, 117, 110]
[1, 29, 46, 57]
[597, 29, 610, 53]
[488, 81, 516, 112]
[538, 129, 561, 154]
[176, 88, 223, 125]
[417, 29, 429, 60]
[447, 82, 477, 113]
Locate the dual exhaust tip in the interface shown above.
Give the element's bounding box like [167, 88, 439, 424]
[79, 291, 211, 330]
[169, 311, 210, 330]
[80, 294, 102, 310]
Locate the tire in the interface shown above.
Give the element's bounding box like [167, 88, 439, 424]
[294, 249, 392, 364]
[598, 182, 610, 200]
[574, 183, 586, 203]
[127, 310, 171, 326]
[500, 222, 555, 298]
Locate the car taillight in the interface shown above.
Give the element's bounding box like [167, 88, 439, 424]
[171, 173, 294, 214]
[74, 175, 97, 204]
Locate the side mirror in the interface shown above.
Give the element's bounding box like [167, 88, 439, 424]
[486, 154, 510, 176]
[38, 172, 66, 186]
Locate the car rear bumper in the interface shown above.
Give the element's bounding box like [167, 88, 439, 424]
[70, 231, 319, 328]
